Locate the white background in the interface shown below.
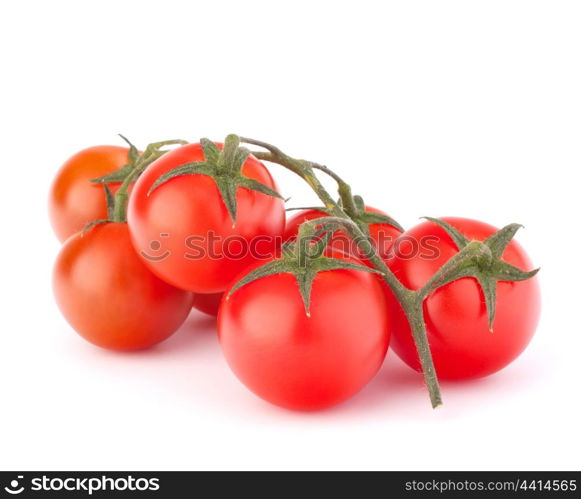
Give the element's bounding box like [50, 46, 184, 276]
[1, 0, 579, 471]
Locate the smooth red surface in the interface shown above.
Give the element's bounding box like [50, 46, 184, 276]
[386, 217, 541, 380]
[49, 145, 130, 242]
[284, 206, 402, 259]
[218, 252, 390, 410]
[53, 223, 193, 350]
[127, 143, 285, 293]
[192, 292, 223, 316]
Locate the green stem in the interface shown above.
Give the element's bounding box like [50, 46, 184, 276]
[251, 146, 364, 233]
[111, 139, 187, 223]
[308, 163, 358, 217]
[251, 145, 359, 214]
[244, 138, 341, 213]
[401, 295, 443, 408]
[301, 216, 443, 408]
[111, 167, 140, 222]
[357, 240, 442, 406]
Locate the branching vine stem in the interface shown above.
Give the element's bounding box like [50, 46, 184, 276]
[246, 140, 358, 218]
[240, 136, 450, 408]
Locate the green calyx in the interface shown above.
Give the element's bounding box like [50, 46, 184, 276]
[91, 135, 188, 185]
[422, 217, 540, 331]
[227, 235, 383, 316]
[147, 134, 283, 226]
[83, 137, 188, 231]
[90, 135, 139, 184]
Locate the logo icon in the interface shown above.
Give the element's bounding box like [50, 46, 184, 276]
[140, 233, 171, 262]
[4, 476, 24, 495]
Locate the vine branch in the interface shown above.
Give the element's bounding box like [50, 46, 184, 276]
[241, 136, 444, 408]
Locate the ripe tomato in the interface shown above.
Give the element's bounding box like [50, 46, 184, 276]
[218, 251, 390, 410]
[53, 223, 193, 350]
[386, 217, 541, 380]
[192, 292, 223, 316]
[49, 145, 131, 242]
[284, 206, 402, 259]
[127, 143, 285, 293]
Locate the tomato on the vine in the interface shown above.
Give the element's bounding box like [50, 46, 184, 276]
[218, 250, 390, 410]
[385, 217, 541, 380]
[53, 223, 193, 350]
[49, 145, 132, 242]
[284, 206, 402, 259]
[127, 142, 285, 294]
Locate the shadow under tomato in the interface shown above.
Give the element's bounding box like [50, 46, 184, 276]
[245, 353, 428, 420]
[319, 353, 427, 416]
[256, 349, 548, 421]
[150, 311, 218, 354]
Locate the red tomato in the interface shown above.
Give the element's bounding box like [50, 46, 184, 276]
[49, 145, 131, 242]
[53, 223, 193, 350]
[192, 292, 223, 316]
[284, 206, 402, 260]
[218, 251, 390, 410]
[386, 217, 541, 380]
[127, 143, 285, 293]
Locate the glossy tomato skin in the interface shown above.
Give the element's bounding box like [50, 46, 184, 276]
[284, 206, 402, 259]
[127, 143, 285, 294]
[192, 292, 223, 316]
[53, 223, 193, 350]
[218, 251, 390, 410]
[49, 145, 131, 242]
[386, 217, 541, 380]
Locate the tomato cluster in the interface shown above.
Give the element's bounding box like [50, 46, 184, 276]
[49, 136, 541, 410]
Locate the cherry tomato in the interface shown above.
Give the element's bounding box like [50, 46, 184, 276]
[53, 223, 193, 350]
[218, 251, 390, 410]
[192, 292, 223, 316]
[386, 217, 541, 380]
[127, 143, 285, 294]
[284, 206, 402, 260]
[49, 145, 131, 242]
